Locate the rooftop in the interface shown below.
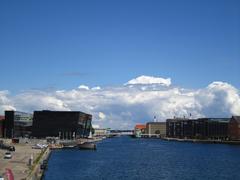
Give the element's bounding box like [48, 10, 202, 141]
[232, 116, 240, 123]
[147, 122, 166, 125]
[135, 124, 146, 130]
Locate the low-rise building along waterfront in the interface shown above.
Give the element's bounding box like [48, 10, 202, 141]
[146, 122, 166, 137]
[93, 128, 110, 137]
[166, 117, 229, 140]
[228, 116, 240, 140]
[134, 124, 146, 138]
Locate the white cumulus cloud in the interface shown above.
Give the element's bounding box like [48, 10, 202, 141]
[126, 75, 171, 86]
[92, 124, 100, 129]
[0, 76, 239, 129]
[98, 112, 106, 120]
[91, 86, 101, 90]
[78, 85, 89, 90]
[0, 91, 15, 113]
[12, 91, 70, 112]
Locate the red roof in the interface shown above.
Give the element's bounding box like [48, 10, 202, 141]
[135, 124, 146, 130]
[0, 115, 5, 121]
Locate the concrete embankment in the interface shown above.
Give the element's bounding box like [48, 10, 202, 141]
[162, 137, 240, 145]
[27, 147, 51, 180]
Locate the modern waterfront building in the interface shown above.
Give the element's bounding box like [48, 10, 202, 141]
[228, 116, 240, 140]
[32, 110, 92, 138]
[4, 111, 33, 138]
[166, 118, 229, 140]
[146, 122, 166, 137]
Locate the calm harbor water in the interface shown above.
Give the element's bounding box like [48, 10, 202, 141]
[44, 136, 240, 180]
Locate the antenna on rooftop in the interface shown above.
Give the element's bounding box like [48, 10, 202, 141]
[154, 116, 157, 122]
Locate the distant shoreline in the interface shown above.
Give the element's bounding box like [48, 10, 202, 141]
[162, 137, 240, 145]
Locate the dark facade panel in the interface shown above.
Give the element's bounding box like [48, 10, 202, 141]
[166, 118, 229, 140]
[4, 111, 14, 138]
[182, 120, 194, 138]
[32, 110, 92, 138]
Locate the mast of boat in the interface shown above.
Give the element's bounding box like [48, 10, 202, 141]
[88, 131, 92, 139]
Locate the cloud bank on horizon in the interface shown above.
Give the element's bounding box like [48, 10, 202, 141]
[0, 75, 240, 129]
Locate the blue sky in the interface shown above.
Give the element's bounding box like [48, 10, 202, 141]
[0, 0, 240, 93]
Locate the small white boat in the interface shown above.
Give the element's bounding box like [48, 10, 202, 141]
[78, 142, 96, 150]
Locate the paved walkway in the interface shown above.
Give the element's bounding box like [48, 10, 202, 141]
[0, 141, 42, 180]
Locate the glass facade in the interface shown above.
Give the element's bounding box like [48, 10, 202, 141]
[166, 118, 230, 139]
[32, 110, 92, 138]
[4, 111, 33, 138]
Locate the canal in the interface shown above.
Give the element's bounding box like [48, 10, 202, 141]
[44, 136, 240, 180]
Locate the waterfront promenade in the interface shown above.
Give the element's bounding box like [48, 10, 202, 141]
[0, 137, 102, 179]
[0, 138, 50, 180]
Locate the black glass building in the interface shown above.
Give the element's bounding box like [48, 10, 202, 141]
[166, 118, 229, 140]
[4, 111, 33, 138]
[32, 110, 92, 138]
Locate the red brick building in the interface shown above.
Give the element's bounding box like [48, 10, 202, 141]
[228, 116, 240, 140]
